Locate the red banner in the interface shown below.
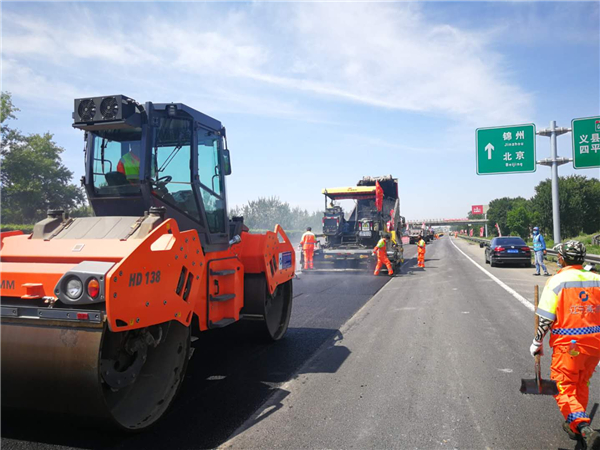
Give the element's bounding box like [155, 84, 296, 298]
[480, 227, 484, 237]
[469, 229, 474, 237]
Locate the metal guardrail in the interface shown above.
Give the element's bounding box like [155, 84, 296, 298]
[456, 235, 600, 265]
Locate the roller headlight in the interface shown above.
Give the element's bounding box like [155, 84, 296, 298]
[65, 277, 83, 299]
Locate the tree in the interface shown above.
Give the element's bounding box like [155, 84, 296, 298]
[486, 196, 528, 236]
[532, 175, 600, 238]
[1, 93, 86, 223]
[230, 196, 322, 231]
[506, 205, 532, 238]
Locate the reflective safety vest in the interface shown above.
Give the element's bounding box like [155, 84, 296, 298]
[300, 232, 317, 250]
[373, 238, 387, 256]
[117, 152, 140, 181]
[533, 234, 546, 252]
[537, 265, 600, 356]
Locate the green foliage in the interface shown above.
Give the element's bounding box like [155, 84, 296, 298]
[506, 205, 532, 239]
[230, 196, 322, 231]
[70, 205, 94, 218]
[532, 175, 600, 238]
[1, 92, 86, 224]
[486, 196, 529, 236]
[0, 224, 34, 233]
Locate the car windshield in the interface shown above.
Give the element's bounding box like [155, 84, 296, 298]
[91, 128, 142, 195]
[495, 237, 526, 246]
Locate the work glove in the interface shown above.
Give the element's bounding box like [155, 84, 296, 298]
[530, 339, 544, 357]
[543, 250, 547, 255]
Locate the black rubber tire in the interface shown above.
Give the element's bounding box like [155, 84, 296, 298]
[242, 275, 293, 341]
[490, 257, 497, 267]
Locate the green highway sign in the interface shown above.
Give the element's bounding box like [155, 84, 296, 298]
[476, 124, 536, 175]
[572, 116, 600, 169]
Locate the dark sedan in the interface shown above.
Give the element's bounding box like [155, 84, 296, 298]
[482, 237, 532, 267]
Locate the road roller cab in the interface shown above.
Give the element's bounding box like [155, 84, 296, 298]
[0, 95, 296, 430]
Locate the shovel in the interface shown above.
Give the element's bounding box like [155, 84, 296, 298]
[520, 285, 559, 396]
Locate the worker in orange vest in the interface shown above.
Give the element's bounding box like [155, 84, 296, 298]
[531, 241, 600, 448]
[299, 227, 317, 270]
[373, 233, 393, 276]
[417, 234, 426, 268]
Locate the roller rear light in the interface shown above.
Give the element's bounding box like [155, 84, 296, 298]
[87, 278, 100, 299]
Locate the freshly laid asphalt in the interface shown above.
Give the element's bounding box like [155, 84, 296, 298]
[3, 237, 598, 449]
[222, 237, 599, 449]
[1, 245, 410, 450]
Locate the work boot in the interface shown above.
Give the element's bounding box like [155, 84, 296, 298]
[562, 421, 578, 441]
[374, 271, 380, 276]
[544, 272, 551, 276]
[579, 424, 600, 449]
[533, 273, 541, 276]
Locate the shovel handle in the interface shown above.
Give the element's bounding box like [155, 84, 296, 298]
[534, 285, 539, 328]
[534, 285, 542, 393]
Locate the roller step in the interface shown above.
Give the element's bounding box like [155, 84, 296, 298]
[210, 269, 236, 276]
[210, 318, 236, 328]
[210, 293, 236, 302]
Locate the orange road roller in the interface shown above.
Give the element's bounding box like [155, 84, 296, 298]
[0, 95, 295, 430]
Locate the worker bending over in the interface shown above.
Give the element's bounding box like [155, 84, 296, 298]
[417, 235, 426, 268]
[299, 227, 317, 270]
[530, 241, 600, 449]
[373, 233, 394, 276]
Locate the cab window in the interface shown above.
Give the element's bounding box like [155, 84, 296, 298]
[152, 118, 200, 221]
[197, 129, 225, 233]
[91, 128, 142, 195]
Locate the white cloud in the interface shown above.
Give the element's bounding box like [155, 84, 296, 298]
[2, 3, 533, 126]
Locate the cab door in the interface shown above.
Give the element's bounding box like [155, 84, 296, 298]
[195, 127, 229, 251]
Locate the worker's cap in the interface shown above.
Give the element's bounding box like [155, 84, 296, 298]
[533, 226, 539, 232]
[553, 240, 586, 262]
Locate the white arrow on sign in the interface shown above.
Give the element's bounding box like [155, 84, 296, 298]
[485, 143, 494, 160]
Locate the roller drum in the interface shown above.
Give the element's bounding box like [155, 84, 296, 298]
[1, 319, 190, 430]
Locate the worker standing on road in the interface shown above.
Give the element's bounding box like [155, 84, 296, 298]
[417, 234, 426, 268]
[530, 241, 600, 449]
[373, 233, 394, 276]
[299, 227, 317, 270]
[532, 226, 550, 277]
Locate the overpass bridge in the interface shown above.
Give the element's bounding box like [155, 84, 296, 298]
[405, 218, 488, 227]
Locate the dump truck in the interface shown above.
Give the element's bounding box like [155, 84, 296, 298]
[0, 95, 295, 430]
[310, 176, 403, 272]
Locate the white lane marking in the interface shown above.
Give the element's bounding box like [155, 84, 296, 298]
[452, 240, 600, 368]
[498, 368, 513, 373]
[462, 311, 470, 314]
[450, 238, 534, 312]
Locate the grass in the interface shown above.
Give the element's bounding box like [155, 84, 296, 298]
[1, 224, 35, 233]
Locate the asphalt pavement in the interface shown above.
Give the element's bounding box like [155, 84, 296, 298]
[222, 237, 599, 449]
[4, 237, 597, 449]
[1, 244, 413, 450]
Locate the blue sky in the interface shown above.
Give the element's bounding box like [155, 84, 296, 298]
[2, 1, 599, 220]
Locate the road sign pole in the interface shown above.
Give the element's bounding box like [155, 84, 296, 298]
[485, 214, 488, 237]
[537, 121, 571, 244]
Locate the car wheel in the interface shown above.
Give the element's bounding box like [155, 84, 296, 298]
[485, 253, 489, 264]
[490, 257, 497, 267]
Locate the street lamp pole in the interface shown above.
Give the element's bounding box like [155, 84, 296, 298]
[536, 121, 571, 244]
